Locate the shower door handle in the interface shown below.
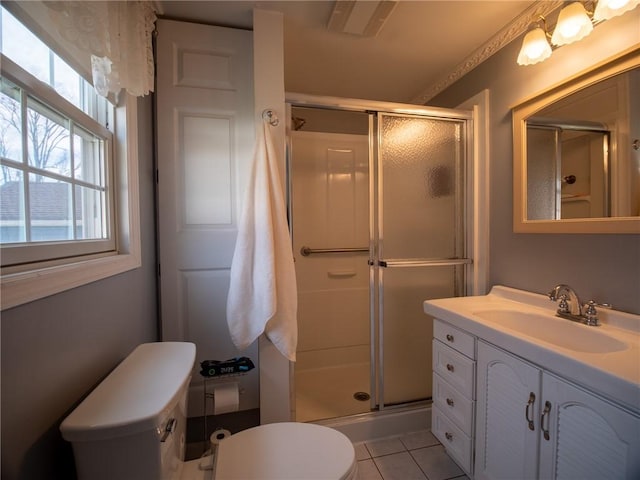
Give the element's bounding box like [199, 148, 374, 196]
[377, 259, 472, 268]
[300, 246, 369, 256]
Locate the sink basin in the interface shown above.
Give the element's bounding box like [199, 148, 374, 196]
[472, 309, 628, 354]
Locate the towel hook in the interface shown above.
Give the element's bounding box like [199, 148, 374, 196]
[262, 109, 279, 127]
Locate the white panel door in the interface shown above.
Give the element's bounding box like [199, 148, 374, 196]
[155, 19, 258, 413]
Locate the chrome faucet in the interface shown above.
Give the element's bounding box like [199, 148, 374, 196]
[547, 284, 611, 326]
[548, 284, 583, 316]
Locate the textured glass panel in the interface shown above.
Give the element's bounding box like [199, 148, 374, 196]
[0, 168, 25, 243]
[382, 265, 463, 405]
[526, 127, 559, 219]
[29, 173, 72, 241]
[379, 114, 465, 259]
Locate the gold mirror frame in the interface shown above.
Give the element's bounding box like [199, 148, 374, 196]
[513, 47, 640, 233]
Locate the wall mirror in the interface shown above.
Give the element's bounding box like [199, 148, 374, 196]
[513, 49, 639, 233]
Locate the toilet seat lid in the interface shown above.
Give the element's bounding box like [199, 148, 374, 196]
[215, 422, 356, 480]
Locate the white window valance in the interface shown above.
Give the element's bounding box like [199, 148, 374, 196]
[45, 1, 157, 97]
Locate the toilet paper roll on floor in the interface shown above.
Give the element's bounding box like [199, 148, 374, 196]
[213, 382, 239, 415]
[211, 428, 232, 446]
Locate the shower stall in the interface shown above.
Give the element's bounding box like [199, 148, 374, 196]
[286, 96, 473, 425]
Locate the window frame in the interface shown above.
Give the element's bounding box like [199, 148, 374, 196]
[1, 55, 117, 265]
[0, 3, 142, 310]
[1, 72, 141, 311]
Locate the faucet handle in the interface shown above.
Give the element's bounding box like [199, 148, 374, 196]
[583, 300, 612, 326]
[557, 294, 570, 314]
[583, 301, 599, 326]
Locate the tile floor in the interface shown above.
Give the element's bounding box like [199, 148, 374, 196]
[354, 430, 469, 480]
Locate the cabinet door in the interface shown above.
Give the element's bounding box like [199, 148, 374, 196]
[475, 341, 541, 480]
[539, 373, 640, 480]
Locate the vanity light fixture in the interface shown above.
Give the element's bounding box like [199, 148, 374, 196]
[551, 2, 593, 46]
[517, 23, 552, 66]
[594, 0, 640, 20]
[517, 0, 639, 65]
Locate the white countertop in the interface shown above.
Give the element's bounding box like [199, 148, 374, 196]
[424, 286, 640, 413]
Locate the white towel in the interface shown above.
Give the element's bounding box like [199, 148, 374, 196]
[226, 120, 298, 361]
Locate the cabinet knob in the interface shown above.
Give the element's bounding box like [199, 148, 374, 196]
[446, 363, 455, 372]
[445, 432, 453, 441]
[446, 334, 454, 342]
[446, 398, 455, 407]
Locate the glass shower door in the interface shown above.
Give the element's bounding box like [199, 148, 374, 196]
[374, 113, 470, 407]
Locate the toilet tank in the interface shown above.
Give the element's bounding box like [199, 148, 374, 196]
[60, 342, 196, 480]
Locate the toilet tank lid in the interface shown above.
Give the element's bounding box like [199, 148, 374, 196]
[60, 342, 196, 442]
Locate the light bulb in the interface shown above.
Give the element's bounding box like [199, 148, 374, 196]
[594, 0, 640, 21]
[551, 2, 594, 46]
[517, 27, 552, 65]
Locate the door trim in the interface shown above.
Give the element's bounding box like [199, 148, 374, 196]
[458, 89, 490, 295]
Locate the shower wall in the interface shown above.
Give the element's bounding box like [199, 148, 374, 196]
[291, 129, 371, 421]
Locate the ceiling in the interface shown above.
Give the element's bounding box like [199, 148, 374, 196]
[157, 1, 544, 104]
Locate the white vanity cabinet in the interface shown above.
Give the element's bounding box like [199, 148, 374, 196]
[475, 340, 640, 480]
[431, 319, 476, 475]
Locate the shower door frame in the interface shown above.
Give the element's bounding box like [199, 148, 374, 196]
[373, 111, 473, 410]
[286, 92, 479, 417]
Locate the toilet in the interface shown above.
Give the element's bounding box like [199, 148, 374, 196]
[60, 342, 357, 480]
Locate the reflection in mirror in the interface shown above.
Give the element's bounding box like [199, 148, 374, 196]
[526, 67, 639, 220]
[513, 49, 640, 233]
[527, 120, 610, 219]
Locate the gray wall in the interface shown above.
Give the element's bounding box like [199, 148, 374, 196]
[0, 96, 158, 480]
[430, 12, 640, 315]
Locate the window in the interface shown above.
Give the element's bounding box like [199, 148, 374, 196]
[1, 7, 114, 266]
[1, 5, 141, 309]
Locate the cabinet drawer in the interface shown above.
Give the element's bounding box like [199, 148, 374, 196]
[433, 373, 474, 435]
[432, 406, 473, 475]
[433, 340, 475, 398]
[434, 319, 475, 359]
